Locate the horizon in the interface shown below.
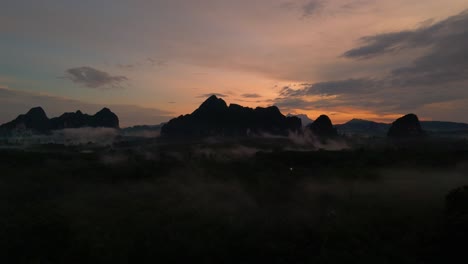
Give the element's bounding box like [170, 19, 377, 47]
[2, 1, 468, 126]
[3, 3, 468, 261]
[2, 94, 466, 129]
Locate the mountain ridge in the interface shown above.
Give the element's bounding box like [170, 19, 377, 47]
[0, 107, 119, 134]
[161, 95, 302, 137]
[337, 118, 468, 136]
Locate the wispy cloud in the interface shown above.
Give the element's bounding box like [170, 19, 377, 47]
[241, 93, 262, 98]
[282, 0, 372, 19]
[273, 10, 468, 121]
[343, 10, 468, 59]
[116, 58, 167, 71]
[116, 64, 135, 70]
[340, 10, 468, 88]
[302, 0, 324, 17]
[64, 66, 128, 89]
[197, 93, 229, 98]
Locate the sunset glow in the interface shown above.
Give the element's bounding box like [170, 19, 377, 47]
[2, 0, 468, 126]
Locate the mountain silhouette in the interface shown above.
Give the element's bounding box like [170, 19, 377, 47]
[306, 115, 338, 138]
[388, 114, 425, 138]
[336, 119, 390, 136]
[0, 107, 119, 134]
[50, 107, 119, 129]
[161, 95, 301, 137]
[0, 107, 51, 133]
[0, 107, 50, 133]
[287, 113, 314, 126]
[336, 118, 468, 137]
[421, 121, 468, 133]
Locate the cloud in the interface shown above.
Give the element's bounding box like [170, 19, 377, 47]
[282, 79, 379, 97]
[340, 9, 468, 88]
[302, 0, 324, 17]
[64, 66, 128, 89]
[274, 97, 317, 110]
[282, 0, 372, 19]
[272, 9, 468, 121]
[340, 0, 374, 10]
[116, 58, 167, 71]
[279, 86, 303, 97]
[343, 10, 468, 59]
[281, 0, 324, 17]
[241, 93, 262, 98]
[147, 58, 167, 67]
[197, 93, 229, 98]
[116, 64, 135, 70]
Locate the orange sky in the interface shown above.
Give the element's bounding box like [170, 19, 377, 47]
[2, 0, 468, 126]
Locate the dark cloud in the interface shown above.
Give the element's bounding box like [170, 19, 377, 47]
[146, 58, 167, 67]
[274, 10, 468, 118]
[370, 10, 468, 88]
[343, 31, 417, 59]
[275, 74, 465, 115]
[117, 64, 135, 70]
[197, 93, 229, 99]
[64, 66, 127, 89]
[275, 75, 466, 116]
[274, 97, 317, 110]
[302, 0, 323, 17]
[343, 10, 468, 59]
[241, 93, 262, 98]
[301, 79, 379, 96]
[279, 86, 305, 97]
[280, 0, 324, 18]
[341, 0, 374, 10]
[116, 58, 167, 71]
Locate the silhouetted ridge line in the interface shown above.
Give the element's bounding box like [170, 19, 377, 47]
[161, 95, 301, 137]
[0, 107, 119, 134]
[336, 119, 390, 136]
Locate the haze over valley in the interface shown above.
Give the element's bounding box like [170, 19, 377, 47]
[2, 1, 468, 263]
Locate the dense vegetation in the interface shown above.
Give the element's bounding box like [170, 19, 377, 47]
[1, 138, 468, 263]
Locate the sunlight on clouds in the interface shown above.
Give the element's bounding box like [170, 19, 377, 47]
[2, 0, 468, 124]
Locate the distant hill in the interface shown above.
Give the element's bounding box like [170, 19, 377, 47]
[287, 114, 313, 126]
[161, 95, 301, 137]
[337, 117, 468, 137]
[0, 107, 119, 134]
[420, 121, 468, 134]
[336, 119, 390, 136]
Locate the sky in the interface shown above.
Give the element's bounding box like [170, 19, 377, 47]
[1, 0, 468, 127]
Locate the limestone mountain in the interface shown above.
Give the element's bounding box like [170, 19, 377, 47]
[387, 114, 425, 138]
[306, 115, 338, 138]
[0, 107, 119, 134]
[161, 95, 301, 137]
[0, 107, 51, 133]
[50, 108, 119, 129]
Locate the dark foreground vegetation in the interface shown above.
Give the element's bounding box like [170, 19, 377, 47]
[1, 138, 468, 263]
